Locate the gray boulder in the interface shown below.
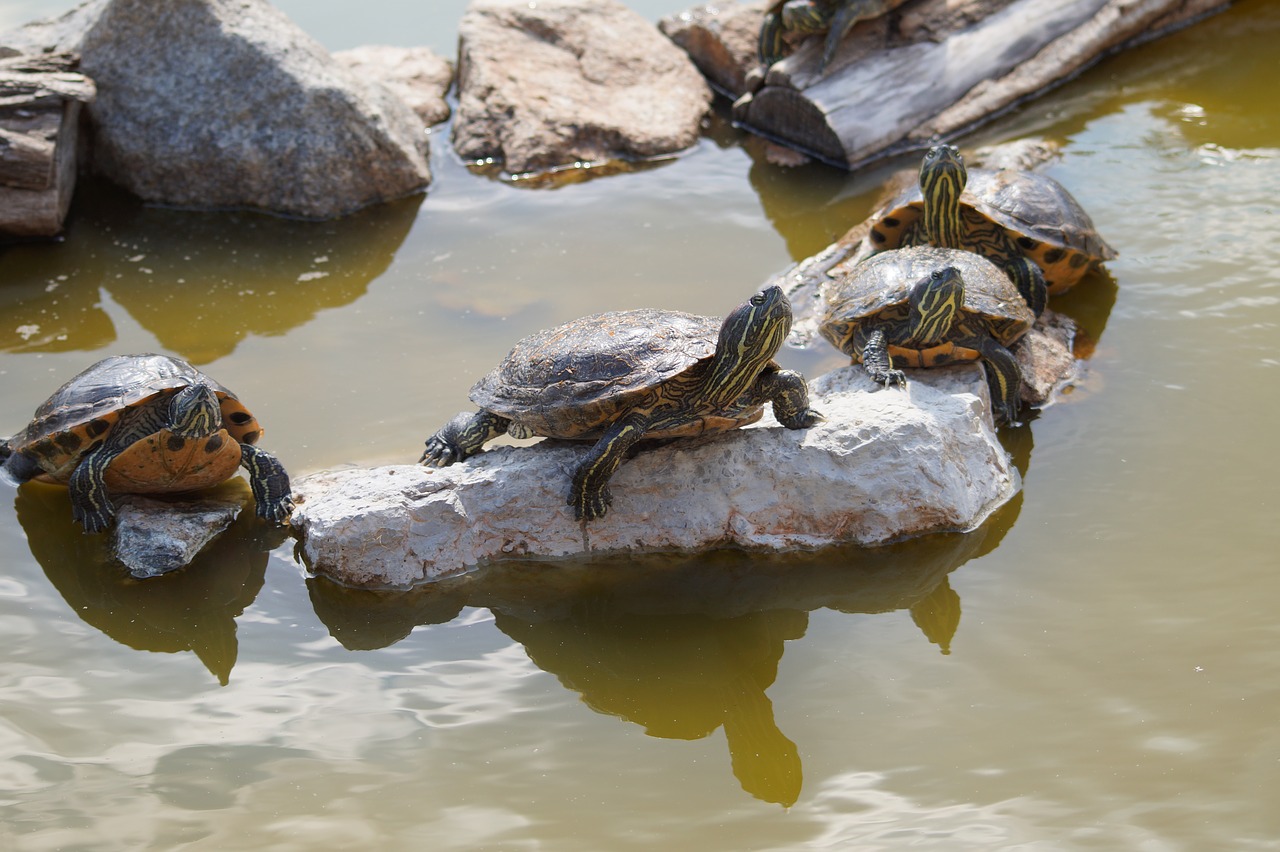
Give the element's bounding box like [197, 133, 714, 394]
[452, 0, 712, 175]
[292, 366, 1020, 589]
[113, 494, 242, 578]
[4, 0, 431, 219]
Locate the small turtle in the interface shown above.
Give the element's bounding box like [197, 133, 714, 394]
[421, 285, 821, 522]
[820, 246, 1035, 424]
[866, 145, 1117, 308]
[759, 0, 910, 69]
[0, 354, 294, 533]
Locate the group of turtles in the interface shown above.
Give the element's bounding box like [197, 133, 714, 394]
[0, 144, 1112, 536]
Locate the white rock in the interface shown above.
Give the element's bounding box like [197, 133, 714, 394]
[452, 0, 712, 175]
[292, 366, 1019, 588]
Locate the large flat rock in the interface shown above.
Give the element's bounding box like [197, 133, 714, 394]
[3, 0, 432, 219]
[292, 366, 1020, 589]
[452, 0, 712, 175]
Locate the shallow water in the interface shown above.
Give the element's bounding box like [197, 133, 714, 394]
[1, 0, 1279, 849]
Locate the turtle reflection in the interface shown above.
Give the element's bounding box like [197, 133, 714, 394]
[14, 479, 284, 684]
[309, 494, 1017, 806]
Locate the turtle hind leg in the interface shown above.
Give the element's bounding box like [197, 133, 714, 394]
[420, 410, 510, 468]
[240, 443, 294, 526]
[756, 367, 822, 429]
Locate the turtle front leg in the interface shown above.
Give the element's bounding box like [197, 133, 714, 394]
[975, 336, 1024, 426]
[1006, 255, 1048, 318]
[420, 410, 511, 467]
[240, 443, 294, 526]
[68, 449, 119, 534]
[858, 328, 906, 388]
[756, 367, 822, 429]
[570, 414, 648, 522]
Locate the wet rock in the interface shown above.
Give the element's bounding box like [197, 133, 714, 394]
[334, 45, 453, 127]
[4, 0, 431, 219]
[112, 494, 242, 578]
[1014, 309, 1077, 407]
[452, 0, 712, 175]
[293, 366, 1019, 589]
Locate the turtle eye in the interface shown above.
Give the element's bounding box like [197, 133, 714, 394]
[750, 293, 766, 306]
[931, 270, 945, 280]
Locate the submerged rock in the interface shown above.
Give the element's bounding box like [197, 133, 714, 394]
[452, 0, 712, 175]
[292, 366, 1020, 589]
[3, 0, 432, 219]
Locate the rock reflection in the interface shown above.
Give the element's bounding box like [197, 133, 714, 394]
[308, 494, 1020, 806]
[14, 479, 286, 685]
[0, 179, 422, 363]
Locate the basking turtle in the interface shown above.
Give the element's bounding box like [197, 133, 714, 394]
[866, 145, 1117, 308]
[421, 285, 821, 522]
[0, 354, 294, 533]
[820, 246, 1034, 425]
[759, 0, 910, 69]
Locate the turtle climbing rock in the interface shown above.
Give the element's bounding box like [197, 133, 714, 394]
[865, 145, 1116, 307]
[820, 246, 1035, 425]
[0, 354, 294, 533]
[420, 285, 822, 521]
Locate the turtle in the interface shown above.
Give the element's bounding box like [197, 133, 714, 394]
[758, 0, 910, 69]
[0, 354, 294, 534]
[865, 145, 1117, 309]
[819, 245, 1035, 425]
[420, 285, 822, 522]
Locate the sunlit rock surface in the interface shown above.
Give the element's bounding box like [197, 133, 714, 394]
[2, 0, 431, 219]
[334, 45, 453, 127]
[292, 367, 1021, 589]
[112, 494, 241, 579]
[452, 0, 712, 175]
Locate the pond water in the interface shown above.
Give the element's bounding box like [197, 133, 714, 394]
[2, 0, 1279, 849]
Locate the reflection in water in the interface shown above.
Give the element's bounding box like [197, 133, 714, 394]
[309, 495, 1020, 806]
[0, 180, 422, 362]
[497, 606, 807, 806]
[15, 479, 284, 685]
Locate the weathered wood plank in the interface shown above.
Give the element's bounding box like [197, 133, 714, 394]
[727, 0, 1232, 168]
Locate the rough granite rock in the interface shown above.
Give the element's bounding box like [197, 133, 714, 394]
[3, 0, 431, 219]
[292, 366, 1020, 589]
[452, 0, 712, 175]
[112, 493, 241, 578]
[334, 45, 453, 127]
[659, 0, 764, 98]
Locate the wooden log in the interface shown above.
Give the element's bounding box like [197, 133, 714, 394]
[0, 53, 94, 239]
[726, 0, 1231, 168]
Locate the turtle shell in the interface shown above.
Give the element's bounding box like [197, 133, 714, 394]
[471, 309, 768, 440]
[821, 246, 1034, 367]
[9, 353, 263, 493]
[868, 166, 1117, 295]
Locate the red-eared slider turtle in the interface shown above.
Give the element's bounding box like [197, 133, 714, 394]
[420, 285, 821, 521]
[0, 354, 294, 533]
[820, 246, 1035, 424]
[759, 0, 910, 69]
[866, 145, 1117, 307]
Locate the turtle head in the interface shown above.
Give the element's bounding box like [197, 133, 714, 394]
[704, 285, 793, 403]
[919, 145, 967, 246]
[168, 383, 222, 439]
[906, 266, 965, 347]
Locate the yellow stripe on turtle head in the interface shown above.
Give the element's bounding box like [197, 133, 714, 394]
[907, 266, 965, 347]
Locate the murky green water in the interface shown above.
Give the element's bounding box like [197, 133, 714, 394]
[2, 0, 1278, 848]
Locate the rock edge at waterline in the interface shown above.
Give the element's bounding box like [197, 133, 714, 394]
[291, 366, 1022, 589]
